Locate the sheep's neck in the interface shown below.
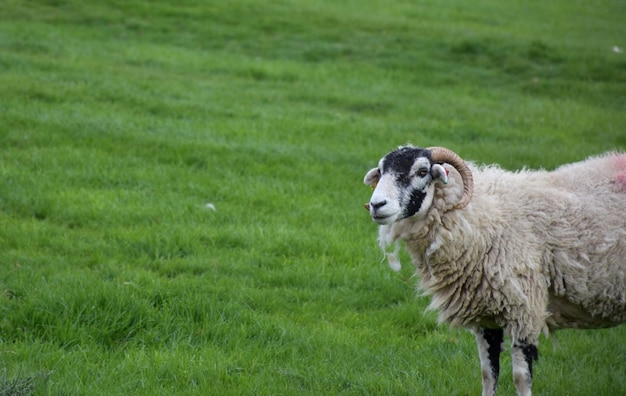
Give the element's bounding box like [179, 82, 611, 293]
[400, 207, 505, 328]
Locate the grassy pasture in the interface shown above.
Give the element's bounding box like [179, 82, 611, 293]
[1, 0, 625, 394]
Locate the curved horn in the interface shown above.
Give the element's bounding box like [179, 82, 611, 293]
[428, 147, 473, 209]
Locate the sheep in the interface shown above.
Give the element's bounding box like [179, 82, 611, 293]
[363, 145, 626, 396]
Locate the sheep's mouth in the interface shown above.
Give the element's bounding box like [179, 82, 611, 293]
[371, 213, 397, 225]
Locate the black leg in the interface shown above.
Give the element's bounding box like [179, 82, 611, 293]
[512, 339, 539, 396]
[474, 328, 504, 396]
[484, 328, 504, 381]
[518, 340, 539, 378]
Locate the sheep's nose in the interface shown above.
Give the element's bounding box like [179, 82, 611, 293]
[370, 200, 387, 210]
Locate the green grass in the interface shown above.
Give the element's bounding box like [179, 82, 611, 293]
[1, 0, 625, 394]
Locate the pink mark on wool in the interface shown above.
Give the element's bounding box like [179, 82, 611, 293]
[613, 154, 626, 170]
[613, 155, 626, 191]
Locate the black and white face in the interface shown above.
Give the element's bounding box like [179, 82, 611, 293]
[364, 146, 448, 225]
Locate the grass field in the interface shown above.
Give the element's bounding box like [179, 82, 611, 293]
[1, 0, 625, 394]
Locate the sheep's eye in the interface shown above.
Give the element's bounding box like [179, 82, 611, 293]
[417, 168, 429, 178]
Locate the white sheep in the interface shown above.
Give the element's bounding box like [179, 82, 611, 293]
[363, 145, 626, 396]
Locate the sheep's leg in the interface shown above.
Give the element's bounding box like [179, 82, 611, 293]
[511, 339, 538, 396]
[474, 328, 504, 396]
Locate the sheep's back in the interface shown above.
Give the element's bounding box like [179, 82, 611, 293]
[468, 153, 626, 329]
[518, 153, 626, 327]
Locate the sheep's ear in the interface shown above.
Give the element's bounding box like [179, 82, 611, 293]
[431, 164, 449, 185]
[364, 168, 380, 189]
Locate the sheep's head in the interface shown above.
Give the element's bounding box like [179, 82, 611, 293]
[364, 146, 473, 225]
